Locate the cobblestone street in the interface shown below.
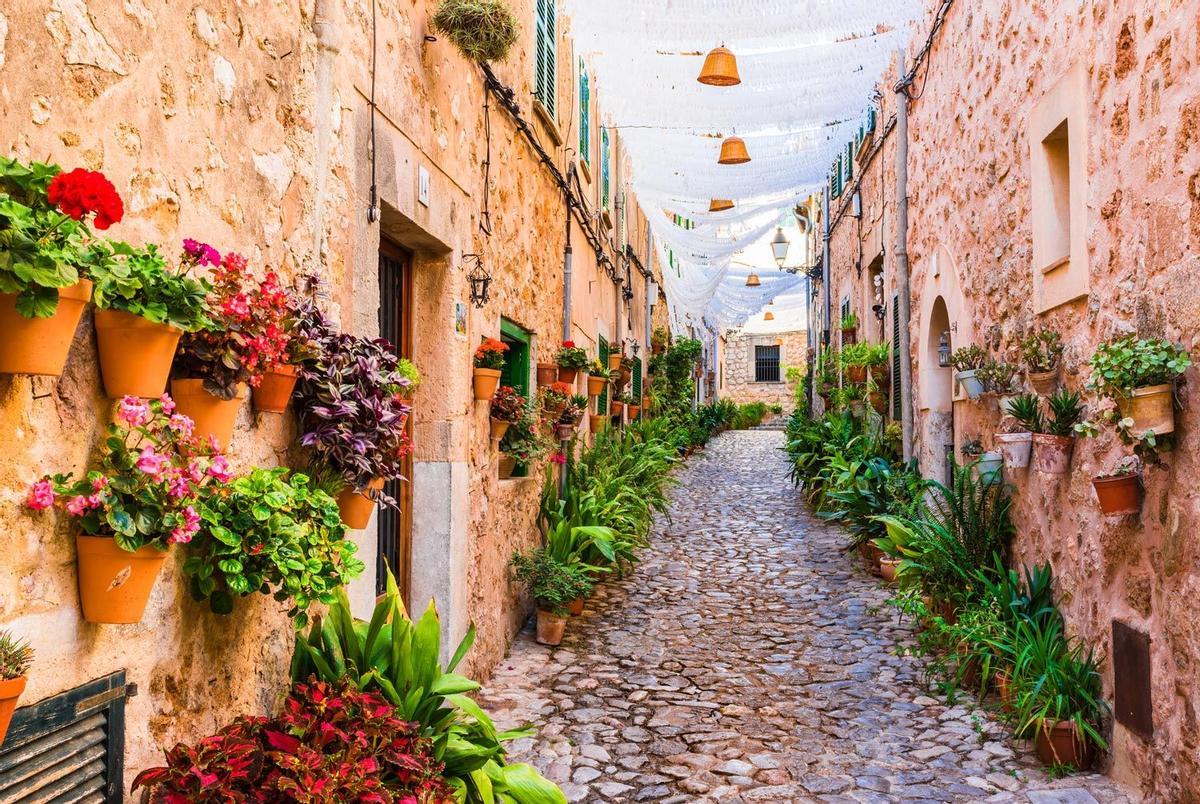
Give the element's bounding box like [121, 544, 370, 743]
[478, 431, 1133, 803]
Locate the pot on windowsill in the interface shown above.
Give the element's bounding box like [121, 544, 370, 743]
[337, 478, 384, 529]
[995, 432, 1032, 469]
[1031, 433, 1074, 474]
[955, 369, 985, 400]
[472, 367, 501, 401]
[0, 279, 92, 376]
[568, 598, 585, 616]
[557, 366, 579, 385]
[170, 379, 247, 449]
[1027, 367, 1059, 395]
[94, 308, 182, 398]
[498, 456, 517, 479]
[0, 673, 26, 746]
[587, 374, 608, 397]
[880, 556, 902, 583]
[535, 609, 567, 646]
[536, 363, 558, 387]
[1034, 719, 1092, 769]
[1092, 472, 1142, 516]
[76, 535, 169, 624]
[252, 364, 299, 413]
[976, 451, 1004, 485]
[1116, 384, 1175, 435]
[489, 417, 511, 441]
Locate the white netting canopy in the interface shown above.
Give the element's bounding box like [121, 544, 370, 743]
[565, 0, 919, 334]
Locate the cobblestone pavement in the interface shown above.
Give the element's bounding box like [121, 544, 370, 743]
[478, 431, 1135, 803]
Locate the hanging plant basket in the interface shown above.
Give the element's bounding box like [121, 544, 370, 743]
[1092, 473, 1142, 516]
[337, 478, 383, 529]
[0, 279, 92, 376]
[431, 0, 519, 63]
[1116, 384, 1175, 436]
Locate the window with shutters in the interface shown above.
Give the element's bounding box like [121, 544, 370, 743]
[597, 336, 609, 412]
[600, 128, 611, 211]
[632, 356, 642, 401]
[533, 0, 556, 117]
[578, 61, 590, 165]
[0, 671, 126, 801]
[499, 320, 532, 478]
[892, 293, 902, 420]
[754, 345, 781, 383]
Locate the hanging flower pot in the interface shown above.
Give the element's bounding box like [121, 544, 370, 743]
[587, 374, 607, 397]
[94, 309, 182, 398]
[499, 456, 517, 479]
[489, 417, 511, 441]
[1032, 434, 1074, 474]
[472, 367, 502, 401]
[841, 327, 857, 346]
[536, 609, 567, 646]
[607, 353, 623, 372]
[1034, 719, 1092, 769]
[1027, 367, 1059, 395]
[171, 380, 246, 448]
[642, 395, 651, 410]
[976, 451, 1004, 485]
[610, 400, 624, 416]
[76, 535, 168, 624]
[568, 597, 585, 616]
[588, 413, 606, 433]
[0, 674, 26, 746]
[337, 478, 383, 529]
[558, 367, 579, 385]
[869, 390, 888, 415]
[252, 364, 299, 413]
[536, 363, 558, 387]
[1092, 473, 1142, 516]
[956, 369, 985, 400]
[554, 422, 576, 441]
[1116, 384, 1175, 436]
[627, 404, 641, 419]
[995, 432, 1032, 469]
[0, 279, 92, 376]
[846, 365, 867, 384]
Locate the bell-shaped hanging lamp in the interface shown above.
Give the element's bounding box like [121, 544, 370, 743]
[709, 199, 735, 212]
[718, 136, 750, 165]
[764, 311, 775, 321]
[745, 272, 761, 287]
[697, 46, 741, 86]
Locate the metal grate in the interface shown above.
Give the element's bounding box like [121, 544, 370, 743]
[754, 345, 780, 383]
[377, 249, 406, 596]
[0, 671, 126, 803]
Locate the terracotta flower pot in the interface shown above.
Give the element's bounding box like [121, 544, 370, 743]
[489, 417, 511, 441]
[869, 391, 888, 415]
[543, 400, 565, 417]
[588, 413, 606, 433]
[627, 404, 641, 419]
[94, 309, 182, 398]
[1034, 719, 1092, 769]
[499, 456, 517, 478]
[858, 542, 885, 576]
[995, 432, 1032, 469]
[607, 353, 623, 372]
[0, 279, 92, 376]
[337, 478, 383, 529]
[0, 675, 26, 746]
[880, 557, 901, 583]
[1116, 384, 1175, 436]
[536, 363, 558, 387]
[642, 395, 651, 410]
[555, 423, 576, 441]
[587, 374, 608, 397]
[171, 379, 246, 448]
[956, 369, 985, 400]
[536, 610, 567, 646]
[557, 367, 579, 385]
[1028, 367, 1059, 395]
[472, 367, 501, 401]
[568, 598, 584, 616]
[1093, 473, 1142, 516]
[610, 401, 624, 416]
[841, 327, 857, 345]
[996, 670, 1015, 712]
[1032, 433, 1074, 474]
[76, 534, 168, 624]
[252, 364, 299, 413]
[846, 365, 867, 384]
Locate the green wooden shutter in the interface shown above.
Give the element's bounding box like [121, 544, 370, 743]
[598, 336, 609, 412]
[534, 0, 556, 116]
[632, 356, 642, 400]
[578, 62, 590, 164]
[601, 128, 611, 210]
[891, 295, 902, 420]
[845, 141, 854, 183]
[499, 319, 531, 399]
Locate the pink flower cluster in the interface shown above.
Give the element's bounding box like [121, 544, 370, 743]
[182, 238, 221, 268]
[170, 506, 201, 545]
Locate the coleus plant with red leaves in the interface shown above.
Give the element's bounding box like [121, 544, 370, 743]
[132, 679, 454, 803]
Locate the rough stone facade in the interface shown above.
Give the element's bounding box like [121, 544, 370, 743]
[0, 0, 660, 786]
[721, 328, 806, 414]
[812, 1, 1200, 797]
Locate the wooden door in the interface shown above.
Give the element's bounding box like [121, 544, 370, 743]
[377, 240, 413, 604]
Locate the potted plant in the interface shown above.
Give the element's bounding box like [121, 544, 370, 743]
[295, 310, 413, 529]
[1021, 329, 1064, 394]
[499, 399, 550, 477]
[588, 412, 606, 434]
[1087, 335, 1191, 436]
[978, 359, 1020, 397]
[618, 356, 634, 385]
[651, 326, 668, 355]
[509, 548, 590, 646]
[89, 240, 210, 398]
[1032, 389, 1085, 474]
[472, 337, 507, 400]
[586, 359, 609, 397]
[186, 467, 364, 624]
[866, 378, 888, 415]
[610, 396, 625, 417]
[541, 381, 572, 415]
[840, 311, 858, 345]
[536, 360, 558, 387]
[555, 340, 589, 385]
[997, 393, 1041, 469]
[626, 393, 642, 419]
[251, 284, 324, 414]
[430, 0, 519, 63]
[839, 343, 869, 384]
[607, 349, 624, 373]
[1092, 456, 1142, 516]
[488, 385, 523, 441]
[555, 396, 587, 440]
[951, 345, 987, 400]
[0, 631, 32, 747]
[26, 395, 227, 623]
[0, 159, 120, 376]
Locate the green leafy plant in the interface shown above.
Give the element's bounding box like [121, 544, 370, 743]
[1021, 330, 1064, 373]
[500, 398, 551, 465]
[977, 359, 1019, 393]
[840, 311, 858, 330]
[1086, 335, 1191, 399]
[587, 358, 610, 376]
[1004, 393, 1045, 433]
[88, 241, 211, 331]
[187, 467, 364, 624]
[510, 549, 591, 616]
[1045, 389, 1085, 437]
[431, 0, 520, 63]
[818, 456, 927, 549]
[554, 341, 589, 370]
[960, 439, 984, 457]
[0, 631, 33, 680]
[950, 345, 987, 372]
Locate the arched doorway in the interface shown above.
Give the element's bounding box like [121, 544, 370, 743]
[923, 295, 955, 486]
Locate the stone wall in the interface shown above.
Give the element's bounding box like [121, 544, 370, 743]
[816, 1, 1200, 796]
[722, 328, 806, 414]
[0, 0, 658, 786]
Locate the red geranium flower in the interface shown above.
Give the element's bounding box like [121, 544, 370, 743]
[46, 168, 124, 229]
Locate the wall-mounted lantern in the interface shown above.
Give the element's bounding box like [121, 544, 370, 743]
[465, 254, 492, 309]
[938, 331, 953, 367]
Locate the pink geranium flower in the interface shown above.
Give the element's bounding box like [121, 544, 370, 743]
[26, 479, 55, 510]
[206, 455, 233, 483]
[168, 414, 194, 437]
[66, 495, 93, 516]
[159, 394, 176, 415]
[136, 447, 170, 478]
[116, 396, 151, 427]
[169, 505, 201, 544]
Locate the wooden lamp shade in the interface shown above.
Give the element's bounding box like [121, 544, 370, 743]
[698, 46, 741, 87]
[709, 198, 735, 212]
[718, 136, 750, 165]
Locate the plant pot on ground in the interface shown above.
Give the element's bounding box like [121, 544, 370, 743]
[0, 632, 32, 747]
[879, 556, 902, 583]
[509, 549, 590, 647]
[1092, 457, 1142, 516]
[1034, 719, 1093, 769]
[1087, 335, 1190, 437]
[472, 337, 507, 400]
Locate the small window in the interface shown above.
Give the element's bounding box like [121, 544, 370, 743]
[754, 345, 781, 383]
[600, 128, 611, 211]
[1040, 120, 1071, 271]
[499, 320, 532, 478]
[533, 0, 557, 116]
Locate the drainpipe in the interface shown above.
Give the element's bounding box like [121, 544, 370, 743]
[822, 185, 832, 350]
[645, 228, 653, 393]
[895, 54, 916, 463]
[563, 163, 574, 343]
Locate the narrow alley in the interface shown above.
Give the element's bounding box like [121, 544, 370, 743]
[479, 432, 1131, 803]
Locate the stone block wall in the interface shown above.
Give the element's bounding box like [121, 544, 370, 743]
[722, 328, 806, 414]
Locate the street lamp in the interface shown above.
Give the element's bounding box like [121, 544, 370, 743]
[770, 226, 790, 268]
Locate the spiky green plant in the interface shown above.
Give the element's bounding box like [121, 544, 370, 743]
[431, 0, 520, 63]
[0, 631, 32, 680]
[1005, 393, 1044, 433]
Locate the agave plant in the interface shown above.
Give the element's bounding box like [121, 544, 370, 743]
[290, 571, 565, 803]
